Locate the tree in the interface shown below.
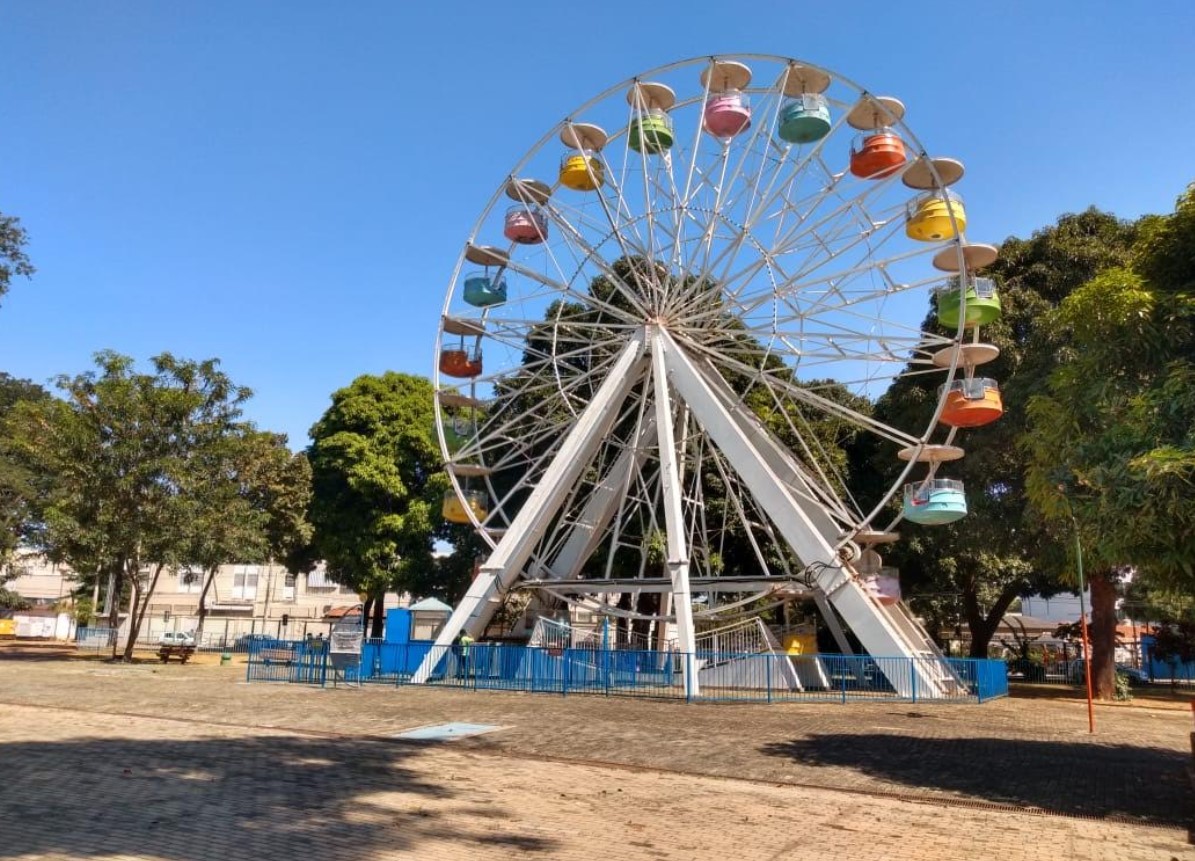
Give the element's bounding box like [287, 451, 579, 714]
[0, 211, 34, 305]
[1025, 185, 1195, 699]
[9, 352, 251, 659]
[0, 565, 31, 610]
[864, 209, 1139, 657]
[183, 430, 313, 640]
[308, 373, 445, 638]
[0, 374, 52, 564]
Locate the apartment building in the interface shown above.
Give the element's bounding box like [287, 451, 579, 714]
[5, 554, 407, 643]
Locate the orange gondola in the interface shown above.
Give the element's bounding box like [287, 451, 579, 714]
[939, 378, 1003, 428]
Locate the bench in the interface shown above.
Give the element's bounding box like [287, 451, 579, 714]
[158, 645, 195, 664]
[259, 648, 297, 666]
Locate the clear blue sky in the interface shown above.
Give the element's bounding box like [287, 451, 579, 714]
[2, 1, 1192, 447]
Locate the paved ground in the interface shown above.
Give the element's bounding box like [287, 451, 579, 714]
[0, 650, 1192, 860]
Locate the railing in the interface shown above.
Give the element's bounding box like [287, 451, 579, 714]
[245, 639, 327, 685]
[73, 626, 294, 654]
[1006, 656, 1192, 688]
[248, 640, 1008, 703]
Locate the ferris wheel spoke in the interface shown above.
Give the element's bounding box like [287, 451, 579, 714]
[707, 445, 776, 579]
[739, 106, 853, 235]
[500, 245, 647, 325]
[681, 337, 921, 446]
[760, 166, 907, 271]
[759, 379, 862, 520]
[710, 222, 920, 327]
[540, 200, 666, 313]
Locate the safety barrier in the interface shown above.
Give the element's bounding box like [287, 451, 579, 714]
[247, 640, 1008, 703]
[244, 639, 328, 685]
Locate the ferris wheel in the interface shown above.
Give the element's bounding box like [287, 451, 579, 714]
[418, 55, 1004, 697]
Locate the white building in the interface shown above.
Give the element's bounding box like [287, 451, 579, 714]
[4, 554, 408, 644]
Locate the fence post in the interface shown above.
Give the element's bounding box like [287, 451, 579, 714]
[911, 658, 918, 704]
[841, 659, 848, 704]
[685, 652, 693, 703]
[766, 653, 773, 704]
[976, 660, 985, 704]
[604, 644, 611, 697]
[562, 648, 570, 697]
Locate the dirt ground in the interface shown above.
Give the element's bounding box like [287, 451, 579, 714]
[1, 644, 1191, 860]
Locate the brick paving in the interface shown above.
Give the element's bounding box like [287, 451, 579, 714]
[0, 653, 1191, 859]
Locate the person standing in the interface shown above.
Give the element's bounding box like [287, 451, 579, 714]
[454, 631, 474, 679]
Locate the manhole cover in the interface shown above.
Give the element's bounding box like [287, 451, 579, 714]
[393, 722, 506, 741]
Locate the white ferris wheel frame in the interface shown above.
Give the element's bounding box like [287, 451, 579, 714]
[418, 54, 988, 698]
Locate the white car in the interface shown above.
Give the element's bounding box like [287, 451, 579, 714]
[159, 631, 196, 647]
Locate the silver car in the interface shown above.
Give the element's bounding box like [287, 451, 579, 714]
[158, 631, 196, 647]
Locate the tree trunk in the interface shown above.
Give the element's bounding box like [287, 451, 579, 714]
[615, 593, 632, 646]
[122, 563, 164, 661]
[193, 566, 218, 641]
[965, 585, 1021, 659]
[107, 560, 125, 659]
[370, 592, 385, 639]
[631, 591, 657, 645]
[361, 596, 375, 637]
[1088, 570, 1119, 700]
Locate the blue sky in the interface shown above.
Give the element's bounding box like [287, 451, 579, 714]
[2, 1, 1192, 446]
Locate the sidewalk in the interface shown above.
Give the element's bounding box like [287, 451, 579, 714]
[1, 702, 1187, 861]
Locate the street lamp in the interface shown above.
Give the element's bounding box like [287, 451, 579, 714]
[1058, 485, 1095, 734]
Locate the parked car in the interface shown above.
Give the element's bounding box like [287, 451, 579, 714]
[159, 631, 196, 647]
[1067, 659, 1149, 686]
[233, 633, 280, 650]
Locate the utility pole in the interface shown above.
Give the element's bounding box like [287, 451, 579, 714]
[1059, 488, 1095, 734]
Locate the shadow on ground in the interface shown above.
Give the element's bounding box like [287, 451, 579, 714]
[761, 733, 1190, 827]
[0, 734, 555, 858]
[0, 643, 83, 661]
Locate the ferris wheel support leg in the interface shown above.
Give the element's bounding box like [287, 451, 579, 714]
[650, 330, 699, 697]
[411, 334, 649, 685]
[545, 416, 658, 582]
[657, 329, 951, 698]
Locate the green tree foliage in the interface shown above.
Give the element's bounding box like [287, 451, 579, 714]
[0, 374, 52, 563]
[184, 430, 314, 638]
[1026, 185, 1195, 698]
[0, 212, 34, 305]
[308, 372, 446, 637]
[0, 566, 31, 610]
[865, 210, 1138, 657]
[9, 352, 252, 659]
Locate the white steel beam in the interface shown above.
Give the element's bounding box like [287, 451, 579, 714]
[651, 329, 699, 696]
[657, 328, 953, 698]
[411, 333, 648, 684]
[544, 416, 657, 582]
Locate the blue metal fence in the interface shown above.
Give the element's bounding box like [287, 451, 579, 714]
[246, 640, 1008, 703]
[244, 640, 328, 685]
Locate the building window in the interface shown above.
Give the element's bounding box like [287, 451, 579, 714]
[307, 567, 336, 592]
[283, 573, 296, 601]
[232, 569, 258, 600]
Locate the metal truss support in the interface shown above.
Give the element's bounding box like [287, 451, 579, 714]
[544, 416, 657, 582]
[650, 328, 699, 696]
[657, 328, 953, 698]
[411, 333, 648, 684]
